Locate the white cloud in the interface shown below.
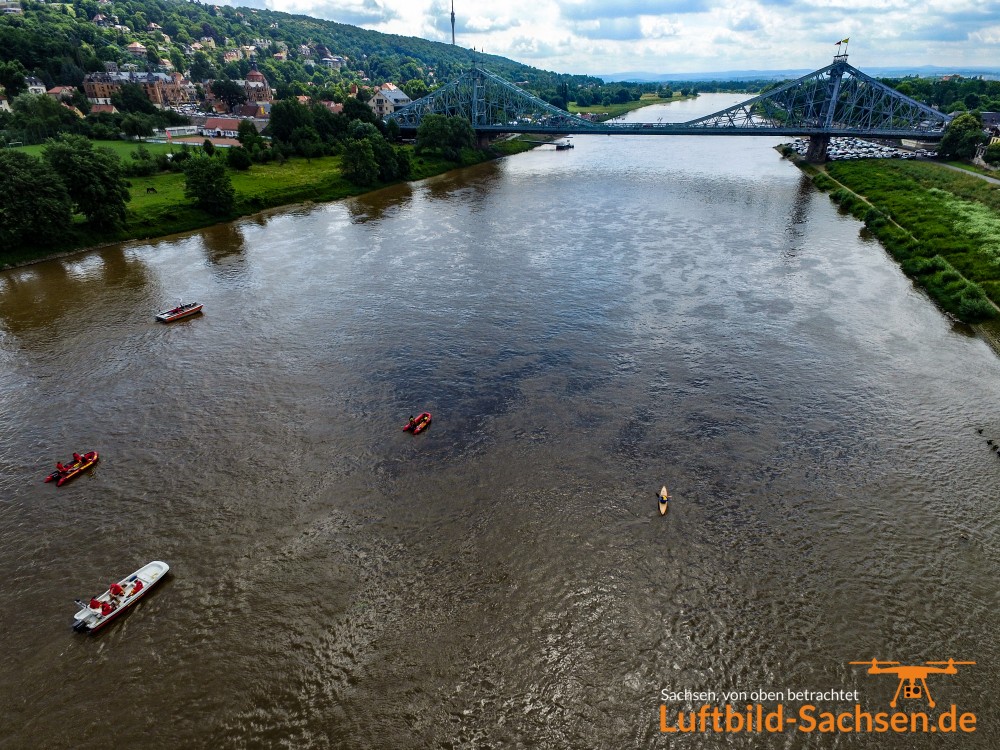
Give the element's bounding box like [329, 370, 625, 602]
[248, 0, 1000, 76]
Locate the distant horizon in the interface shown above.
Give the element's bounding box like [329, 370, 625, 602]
[596, 63, 1000, 84]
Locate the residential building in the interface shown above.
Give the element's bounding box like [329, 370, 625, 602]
[83, 71, 191, 107]
[368, 87, 411, 117]
[46, 86, 76, 101]
[26, 77, 47, 95]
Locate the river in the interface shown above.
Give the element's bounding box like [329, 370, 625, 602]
[1, 94, 997, 748]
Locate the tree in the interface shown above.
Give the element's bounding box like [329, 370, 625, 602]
[183, 157, 235, 215]
[267, 99, 313, 144]
[189, 51, 216, 82]
[416, 114, 474, 160]
[226, 146, 252, 170]
[290, 125, 322, 159]
[121, 113, 153, 140]
[341, 96, 381, 128]
[401, 78, 429, 101]
[237, 119, 264, 150]
[985, 142, 1000, 167]
[211, 78, 246, 111]
[938, 112, 987, 160]
[0, 60, 28, 99]
[111, 83, 158, 115]
[0, 150, 72, 251]
[9, 93, 87, 144]
[341, 138, 378, 185]
[42, 134, 131, 229]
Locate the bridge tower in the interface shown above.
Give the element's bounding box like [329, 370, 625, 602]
[805, 50, 850, 162]
[451, 0, 455, 45]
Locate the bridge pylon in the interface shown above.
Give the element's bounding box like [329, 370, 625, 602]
[806, 134, 831, 162]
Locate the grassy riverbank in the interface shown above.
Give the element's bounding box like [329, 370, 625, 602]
[781, 148, 1000, 323]
[1, 138, 535, 269]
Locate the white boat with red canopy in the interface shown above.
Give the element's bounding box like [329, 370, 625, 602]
[72, 560, 169, 633]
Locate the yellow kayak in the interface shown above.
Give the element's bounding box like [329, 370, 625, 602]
[658, 485, 670, 516]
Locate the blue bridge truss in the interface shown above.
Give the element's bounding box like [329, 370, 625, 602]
[385, 55, 951, 159]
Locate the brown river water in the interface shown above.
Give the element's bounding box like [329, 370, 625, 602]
[1, 95, 998, 748]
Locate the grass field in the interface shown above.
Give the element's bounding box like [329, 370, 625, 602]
[13, 140, 178, 159]
[819, 159, 1000, 322]
[2, 139, 536, 268]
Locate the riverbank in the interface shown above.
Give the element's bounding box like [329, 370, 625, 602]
[568, 92, 696, 121]
[0, 138, 536, 270]
[778, 145, 1000, 326]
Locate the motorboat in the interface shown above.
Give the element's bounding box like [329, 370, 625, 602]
[72, 560, 170, 633]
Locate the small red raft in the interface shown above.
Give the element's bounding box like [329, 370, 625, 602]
[44, 451, 99, 486]
[403, 412, 432, 435]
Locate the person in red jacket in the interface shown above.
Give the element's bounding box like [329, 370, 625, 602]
[131, 580, 144, 595]
[100, 601, 114, 616]
[109, 582, 124, 597]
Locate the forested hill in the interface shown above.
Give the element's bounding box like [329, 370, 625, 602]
[0, 0, 600, 99]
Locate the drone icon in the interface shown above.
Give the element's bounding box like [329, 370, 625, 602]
[849, 658, 975, 708]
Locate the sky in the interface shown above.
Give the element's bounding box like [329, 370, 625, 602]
[235, 0, 1000, 76]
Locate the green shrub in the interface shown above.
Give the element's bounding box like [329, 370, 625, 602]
[227, 147, 252, 171]
[811, 173, 835, 191]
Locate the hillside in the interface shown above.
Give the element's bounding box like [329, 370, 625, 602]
[0, 0, 601, 99]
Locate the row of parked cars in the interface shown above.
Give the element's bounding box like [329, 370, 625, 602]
[784, 137, 937, 161]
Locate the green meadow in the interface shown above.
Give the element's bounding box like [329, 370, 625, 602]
[812, 158, 1000, 323]
[3, 139, 534, 268]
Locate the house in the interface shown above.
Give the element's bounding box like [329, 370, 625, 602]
[46, 86, 76, 101]
[88, 103, 119, 115]
[236, 101, 270, 118]
[127, 42, 147, 58]
[0, 1, 23, 14]
[200, 117, 241, 138]
[368, 87, 410, 117]
[982, 113, 1000, 145]
[0, 93, 10, 112]
[26, 77, 47, 95]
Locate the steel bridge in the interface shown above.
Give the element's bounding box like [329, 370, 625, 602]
[385, 55, 951, 161]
